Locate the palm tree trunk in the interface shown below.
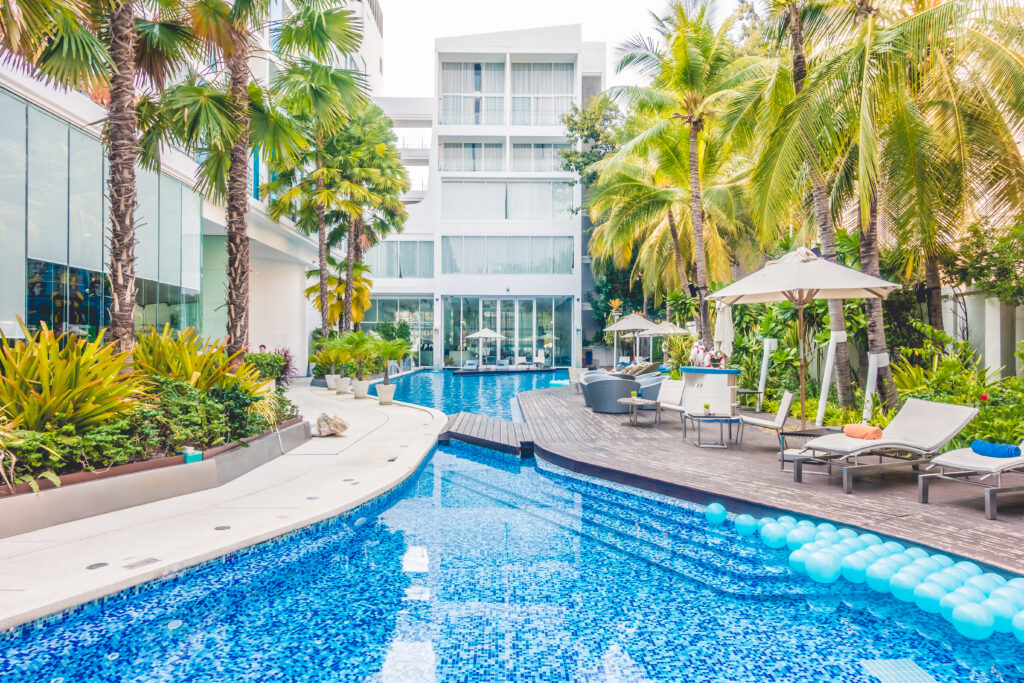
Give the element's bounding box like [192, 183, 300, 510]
[666, 208, 691, 292]
[787, 1, 855, 408]
[860, 193, 898, 410]
[688, 121, 713, 348]
[315, 154, 330, 336]
[225, 45, 251, 355]
[342, 216, 359, 332]
[925, 254, 944, 334]
[105, 2, 138, 354]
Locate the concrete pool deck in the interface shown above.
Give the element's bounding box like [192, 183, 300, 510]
[0, 380, 446, 631]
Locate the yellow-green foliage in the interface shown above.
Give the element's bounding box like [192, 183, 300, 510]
[0, 322, 144, 432]
[134, 325, 271, 395]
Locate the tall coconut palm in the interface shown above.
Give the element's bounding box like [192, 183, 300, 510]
[614, 0, 774, 347]
[304, 257, 372, 331]
[184, 0, 362, 353]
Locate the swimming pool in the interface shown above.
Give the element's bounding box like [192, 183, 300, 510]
[3, 442, 1022, 681]
[371, 369, 567, 420]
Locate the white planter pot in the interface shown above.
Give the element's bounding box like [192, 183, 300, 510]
[334, 376, 352, 394]
[325, 374, 339, 390]
[352, 380, 371, 399]
[376, 384, 397, 405]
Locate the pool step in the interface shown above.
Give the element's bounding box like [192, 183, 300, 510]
[438, 412, 533, 455]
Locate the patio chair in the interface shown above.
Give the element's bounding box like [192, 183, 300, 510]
[655, 379, 686, 424]
[532, 350, 546, 367]
[463, 361, 478, 371]
[588, 377, 641, 414]
[497, 359, 509, 369]
[515, 356, 529, 368]
[579, 371, 610, 407]
[567, 367, 584, 393]
[737, 391, 794, 451]
[918, 441, 1024, 520]
[637, 374, 664, 409]
[794, 398, 979, 494]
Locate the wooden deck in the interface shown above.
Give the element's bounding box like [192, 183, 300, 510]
[437, 412, 533, 455]
[518, 385, 1024, 574]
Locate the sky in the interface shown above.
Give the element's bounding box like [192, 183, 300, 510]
[378, 0, 740, 97]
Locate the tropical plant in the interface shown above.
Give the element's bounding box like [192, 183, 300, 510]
[339, 331, 376, 380]
[0, 321, 144, 432]
[244, 352, 287, 380]
[272, 346, 300, 385]
[134, 325, 270, 396]
[0, 423, 60, 494]
[375, 338, 411, 385]
[303, 257, 372, 331]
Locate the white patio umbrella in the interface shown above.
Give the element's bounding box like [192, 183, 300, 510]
[639, 321, 687, 365]
[713, 301, 734, 357]
[710, 247, 900, 428]
[605, 313, 654, 363]
[466, 328, 504, 363]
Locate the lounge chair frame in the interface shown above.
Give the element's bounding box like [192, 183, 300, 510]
[794, 448, 931, 494]
[919, 465, 1024, 520]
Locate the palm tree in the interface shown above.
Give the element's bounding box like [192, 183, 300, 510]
[614, 0, 773, 347]
[184, 0, 363, 353]
[303, 257, 373, 332]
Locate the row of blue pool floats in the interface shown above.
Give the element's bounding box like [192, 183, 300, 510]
[703, 502, 1024, 642]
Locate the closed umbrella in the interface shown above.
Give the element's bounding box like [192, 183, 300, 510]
[710, 248, 900, 427]
[713, 302, 734, 357]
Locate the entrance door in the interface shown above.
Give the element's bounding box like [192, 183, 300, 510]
[499, 300, 515, 362]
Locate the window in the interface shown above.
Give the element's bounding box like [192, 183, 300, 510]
[68, 130, 103, 271]
[1, 92, 27, 322]
[364, 240, 434, 278]
[440, 62, 504, 125]
[510, 143, 570, 172]
[440, 142, 504, 172]
[27, 109, 69, 264]
[441, 236, 573, 275]
[442, 181, 571, 220]
[510, 62, 574, 125]
[135, 168, 160, 281]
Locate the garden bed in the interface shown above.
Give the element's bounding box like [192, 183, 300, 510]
[0, 418, 311, 539]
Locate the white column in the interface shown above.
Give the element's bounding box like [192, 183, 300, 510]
[984, 297, 1002, 377]
[861, 352, 889, 422]
[757, 338, 777, 412]
[1016, 306, 1024, 376]
[433, 295, 443, 369]
[816, 331, 847, 426]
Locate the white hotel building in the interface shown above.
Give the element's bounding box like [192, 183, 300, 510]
[368, 25, 607, 368]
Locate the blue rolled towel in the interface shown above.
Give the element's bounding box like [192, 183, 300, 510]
[970, 440, 1022, 459]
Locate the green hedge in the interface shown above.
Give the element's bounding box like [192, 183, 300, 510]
[245, 352, 287, 380]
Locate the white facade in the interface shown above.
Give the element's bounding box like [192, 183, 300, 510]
[372, 25, 606, 368]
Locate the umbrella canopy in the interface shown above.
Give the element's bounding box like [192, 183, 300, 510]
[713, 302, 734, 357]
[639, 321, 688, 337]
[466, 328, 504, 340]
[710, 247, 900, 427]
[604, 313, 655, 332]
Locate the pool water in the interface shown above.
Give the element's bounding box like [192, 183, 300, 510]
[3, 443, 1022, 682]
[371, 369, 568, 420]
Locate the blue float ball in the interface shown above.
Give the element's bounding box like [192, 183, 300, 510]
[887, 553, 913, 569]
[832, 540, 860, 557]
[734, 514, 758, 536]
[911, 558, 942, 574]
[865, 545, 891, 560]
[989, 586, 1024, 610]
[954, 561, 983, 577]
[913, 580, 948, 614]
[905, 547, 928, 560]
[815, 530, 840, 544]
[705, 503, 728, 525]
[841, 553, 871, 584]
[940, 592, 972, 622]
[952, 602, 995, 640]
[797, 520, 815, 528]
[859, 534, 883, 546]
[931, 555, 954, 569]
[760, 522, 789, 549]
[1013, 610, 1024, 644]
[883, 541, 906, 553]
[981, 597, 1017, 634]
[924, 572, 961, 593]
[806, 551, 842, 584]
[843, 538, 867, 552]
[890, 571, 924, 602]
[866, 560, 899, 593]
[965, 574, 1004, 596]
[1006, 577, 1024, 591]
[836, 528, 858, 539]
[777, 515, 797, 527]
[789, 548, 811, 574]
[786, 526, 816, 550]
[952, 585, 987, 604]
[942, 566, 971, 584]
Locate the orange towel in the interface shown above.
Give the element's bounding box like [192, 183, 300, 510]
[843, 423, 882, 440]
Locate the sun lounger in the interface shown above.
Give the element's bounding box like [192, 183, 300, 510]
[793, 398, 979, 494]
[738, 391, 794, 452]
[655, 379, 686, 424]
[918, 441, 1024, 520]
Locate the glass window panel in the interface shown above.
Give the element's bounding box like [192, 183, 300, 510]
[507, 236, 530, 274]
[181, 189, 201, 292]
[441, 63, 462, 94]
[134, 277, 158, 332]
[511, 144, 531, 171]
[507, 183, 530, 220]
[27, 110, 68, 264]
[553, 182, 573, 218]
[159, 282, 181, 329]
[518, 299, 534, 359]
[553, 236, 573, 274]
[483, 62, 504, 94]
[473, 63, 482, 92]
[159, 176, 181, 286]
[0, 92, 27, 327]
[463, 236, 486, 274]
[181, 289, 200, 331]
[399, 241, 417, 277]
[68, 130, 103, 271]
[442, 181, 461, 219]
[483, 182, 505, 220]
[510, 97, 531, 125]
[382, 241, 399, 278]
[511, 63, 530, 94]
[480, 299, 497, 363]
[442, 236, 461, 274]
[483, 97, 504, 125]
[500, 300, 515, 360]
[378, 298, 398, 323]
[135, 168, 160, 281]
[27, 260, 60, 333]
[462, 181, 484, 218]
[533, 63, 553, 94]
[443, 297, 460, 364]
[535, 297, 553, 366]
[418, 241, 434, 278]
[363, 298, 378, 323]
[485, 236, 506, 274]
[531, 182, 552, 220]
[530, 236, 552, 274]
[440, 96, 459, 125]
[462, 297, 479, 362]
[553, 63, 574, 93]
[554, 296, 573, 365]
[484, 143, 503, 171]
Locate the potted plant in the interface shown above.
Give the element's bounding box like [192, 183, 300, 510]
[330, 344, 353, 395]
[375, 338, 412, 405]
[703, 402, 711, 416]
[341, 331, 377, 398]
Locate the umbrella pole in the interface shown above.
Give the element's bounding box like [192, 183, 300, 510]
[798, 305, 807, 429]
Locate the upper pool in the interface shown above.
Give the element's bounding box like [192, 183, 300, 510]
[371, 369, 567, 420]
[3, 442, 1022, 682]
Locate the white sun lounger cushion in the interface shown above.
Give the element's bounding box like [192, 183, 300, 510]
[931, 442, 1024, 474]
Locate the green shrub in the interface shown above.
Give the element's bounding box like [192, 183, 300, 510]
[244, 352, 287, 380]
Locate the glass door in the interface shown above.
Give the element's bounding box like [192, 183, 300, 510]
[518, 299, 534, 362]
[481, 299, 497, 364]
[500, 300, 515, 362]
